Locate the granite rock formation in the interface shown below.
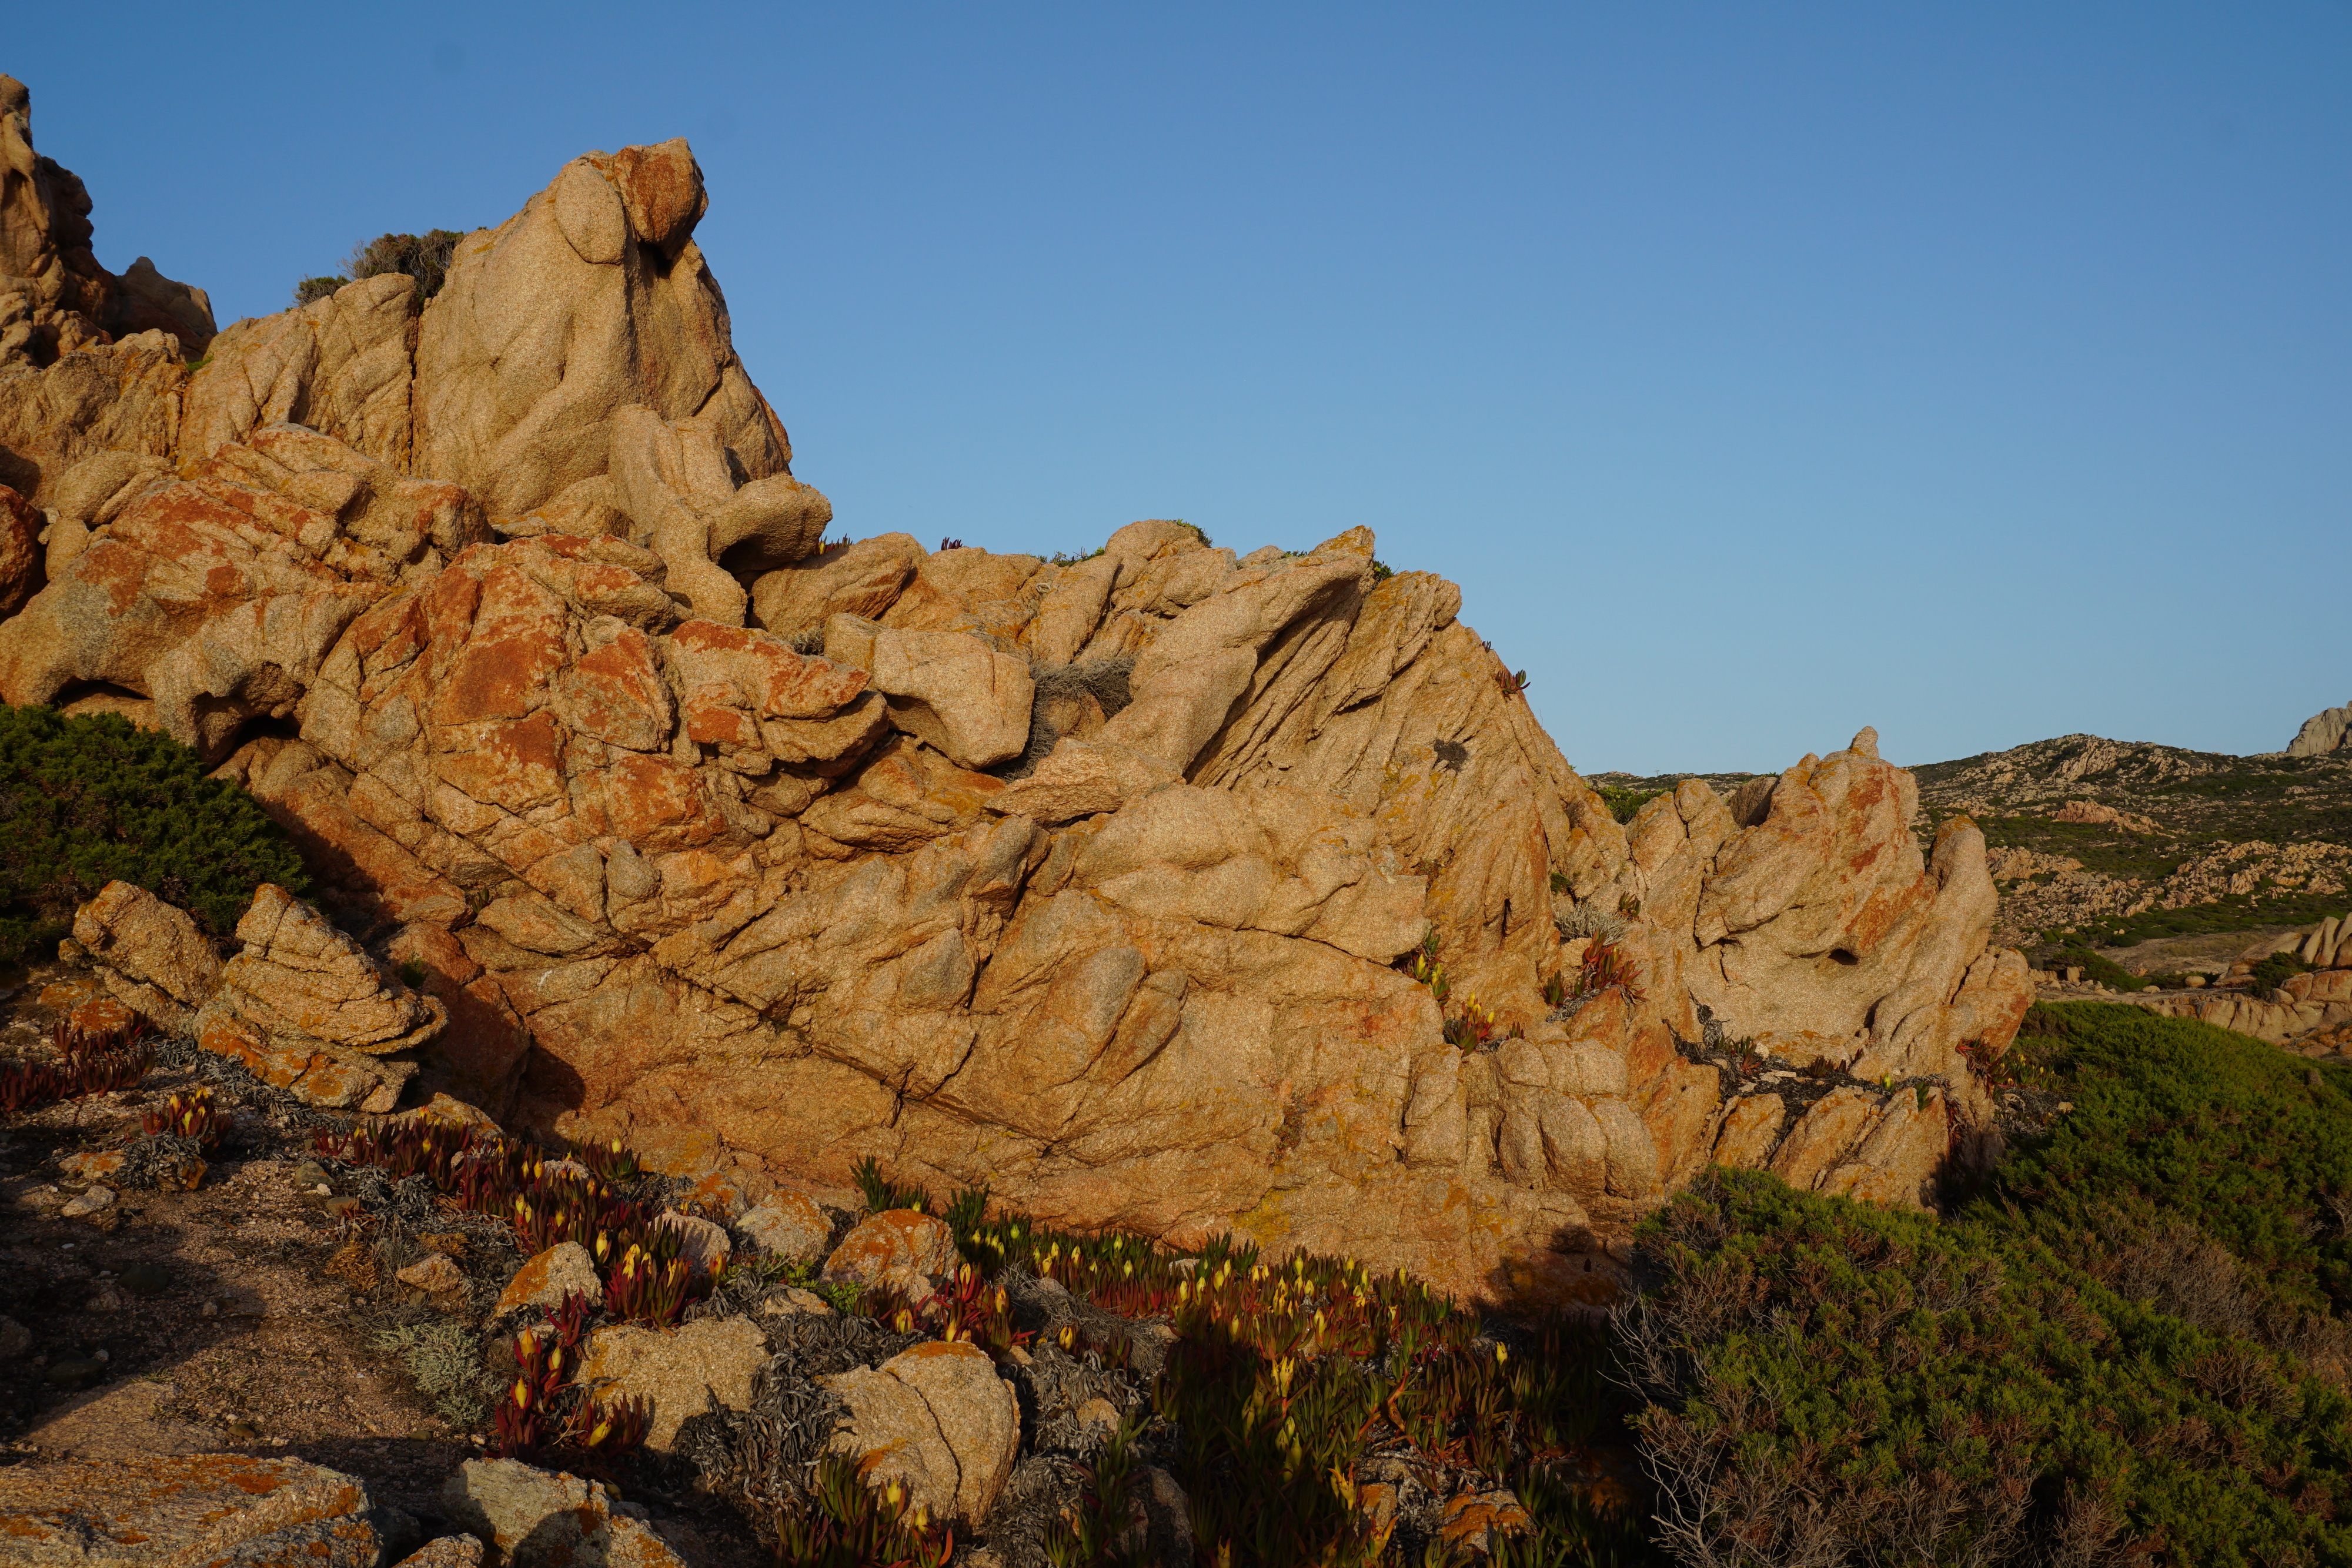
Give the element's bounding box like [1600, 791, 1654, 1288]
[2291, 701, 2352, 758]
[0, 112, 2032, 1303]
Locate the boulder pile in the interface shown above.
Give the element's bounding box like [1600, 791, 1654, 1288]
[0, 77, 2031, 1303]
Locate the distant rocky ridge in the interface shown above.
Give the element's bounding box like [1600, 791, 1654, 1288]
[0, 79, 2030, 1303]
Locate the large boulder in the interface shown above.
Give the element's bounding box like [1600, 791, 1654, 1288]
[73, 880, 225, 1032]
[410, 141, 797, 525]
[0, 423, 487, 763]
[572, 1316, 766, 1452]
[0, 1452, 387, 1567]
[824, 1339, 1021, 1525]
[439, 1458, 684, 1567]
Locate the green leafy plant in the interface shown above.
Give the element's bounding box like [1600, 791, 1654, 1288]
[0, 703, 313, 964]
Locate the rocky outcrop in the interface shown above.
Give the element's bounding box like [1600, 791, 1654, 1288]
[0, 75, 215, 370]
[0, 105, 2033, 1305]
[0, 422, 488, 761]
[72, 878, 445, 1111]
[2291, 701, 2352, 758]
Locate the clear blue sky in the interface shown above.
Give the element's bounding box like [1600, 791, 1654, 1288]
[12, 4, 2348, 774]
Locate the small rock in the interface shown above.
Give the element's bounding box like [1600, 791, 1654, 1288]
[118, 1261, 172, 1298]
[1073, 1395, 1121, 1447]
[393, 1533, 486, 1567]
[733, 1191, 831, 1265]
[55, 937, 88, 965]
[574, 1316, 767, 1452]
[1439, 1489, 1532, 1552]
[1125, 1467, 1195, 1566]
[440, 1457, 687, 1566]
[61, 1185, 116, 1219]
[396, 1253, 469, 1299]
[66, 994, 137, 1035]
[290, 1160, 331, 1189]
[656, 1209, 731, 1271]
[0, 1315, 29, 1358]
[494, 1241, 604, 1318]
[59, 1150, 127, 1182]
[757, 1286, 837, 1319]
[821, 1209, 960, 1300]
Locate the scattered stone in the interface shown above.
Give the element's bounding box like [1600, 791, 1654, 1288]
[824, 1339, 1020, 1525]
[290, 1159, 331, 1188]
[60, 1184, 115, 1219]
[654, 1209, 731, 1271]
[58, 1150, 125, 1182]
[0, 1452, 387, 1568]
[1126, 1467, 1195, 1566]
[1073, 1395, 1121, 1447]
[1439, 1487, 1533, 1552]
[440, 1457, 687, 1567]
[574, 1316, 767, 1452]
[396, 1535, 487, 1568]
[734, 1191, 832, 1265]
[66, 994, 135, 1035]
[756, 1286, 837, 1319]
[495, 1241, 604, 1318]
[396, 1252, 469, 1299]
[822, 1210, 960, 1299]
[43, 1356, 105, 1388]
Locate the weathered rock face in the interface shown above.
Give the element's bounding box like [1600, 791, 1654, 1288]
[2291, 701, 2352, 758]
[0, 106, 2033, 1306]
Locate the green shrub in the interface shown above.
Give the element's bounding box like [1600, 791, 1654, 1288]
[290, 229, 464, 312]
[1623, 1004, 2352, 1564]
[2251, 950, 2315, 993]
[1596, 784, 1665, 825]
[2053, 945, 2155, 991]
[0, 703, 312, 964]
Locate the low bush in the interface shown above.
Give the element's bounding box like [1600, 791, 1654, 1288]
[0, 703, 312, 964]
[1596, 785, 1665, 825]
[2052, 945, 2154, 991]
[1621, 1003, 2352, 1566]
[289, 229, 465, 310]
